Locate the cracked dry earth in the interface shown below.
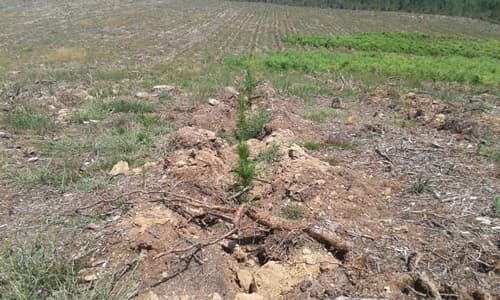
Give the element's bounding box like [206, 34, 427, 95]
[1, 82, 499, 300]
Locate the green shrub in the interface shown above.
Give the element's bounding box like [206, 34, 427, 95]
[494, 196, 500, 217]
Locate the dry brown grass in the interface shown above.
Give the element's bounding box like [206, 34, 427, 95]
[45, 47, 87, 63]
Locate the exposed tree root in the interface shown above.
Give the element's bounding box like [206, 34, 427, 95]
[161, 192, 351, 258]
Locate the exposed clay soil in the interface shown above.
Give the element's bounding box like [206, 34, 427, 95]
[1, 82, 499, 300]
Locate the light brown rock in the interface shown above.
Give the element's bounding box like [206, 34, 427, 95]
[234, 293, 264, 300]
[109, 160, 130, 176]
[237, 269, 254, 292]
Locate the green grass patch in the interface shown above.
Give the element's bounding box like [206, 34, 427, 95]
[253, 51, 499, 86]
[326, 141, 354, 150]
[303, 107, 339, 123]
[69, 103, 107, 124]
[280, 204, 304, 220]
[409, 176, 433, 194]
[1, 106, 52, 134]
[102, 99, 155, 114]
[256, 144, 279, 164]
[304, 142, 321, 151]
[0, 235, 126, 299]
[477, 147, 500, 164]
[227, 33, 500, 87]
[283, 32, 500, 59]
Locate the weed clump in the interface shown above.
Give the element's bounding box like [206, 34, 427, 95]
[281, 204, 304, 220]
[2, 106, 52, 134]
[0, 235, 120, 299]
[410, 176, 433, 194]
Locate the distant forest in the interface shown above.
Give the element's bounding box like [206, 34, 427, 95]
[232, 0, 500, 22]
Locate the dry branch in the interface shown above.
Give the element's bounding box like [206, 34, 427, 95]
[164, 193, 352, 256]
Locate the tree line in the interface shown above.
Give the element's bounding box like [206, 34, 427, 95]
[232, 0, 500, 22]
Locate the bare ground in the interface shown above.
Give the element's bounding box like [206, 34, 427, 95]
[2, 80, 497, 299]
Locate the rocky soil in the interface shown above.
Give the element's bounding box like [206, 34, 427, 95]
[27, 82, 496, 300]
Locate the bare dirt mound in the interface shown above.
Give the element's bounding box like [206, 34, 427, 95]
[73, 83, 499, 300]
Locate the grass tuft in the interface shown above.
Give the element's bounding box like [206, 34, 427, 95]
[103, 100, 155, 114]
[2, 106, 52, 134]
[0, 235, 122, 299]
[256, 144, 279, 164]
[304, 142, 321, 151]
[409, 176, 433, 194]
[281, 204, 304, 220]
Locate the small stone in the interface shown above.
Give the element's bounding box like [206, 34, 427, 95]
[381, 187, 392, 197]
[132, 168, 143, 175]
[27, 157, 39, 163]
[345, 116, 355, 125]
[81, 273, 98, 282]
[476, 217, 492, 225]
[319, 262, 335, 273]
[143, 161, 157, 169]
[234, 293, 264, 300]
[109, 160, 130, 176]
[212, 293, 223, 300]
[233, 247, 247, 262]
[135, 91, 152, 99]
[224, 86, 239, 98]
[152, 85, 174, 92]
[0, 131, 10, 139]
[236, 269, 254, 292]
[208, 98, 220, 106]
[431, 113, 446, 128]
[175, 160, 187, 168]
[56, 108, 70, 123]
[315, 179, 326, 185]
[85, 223, 99, 230]
[302, 248, 312, 255]
[136, 291, 159, 300]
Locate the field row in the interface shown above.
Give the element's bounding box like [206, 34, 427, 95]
[1, 0, 500, 84]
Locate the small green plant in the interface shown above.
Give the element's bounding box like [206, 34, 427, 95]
[327, 157, 337, 166]
[256, 144, 279, 164]
[243, 67, 257, 102]
[217, 130, 237, 145]
[304, 142, 321, 151]
[235, 94, 271, 140]
[327, 141, 354, 150]
[281, 204, 304, 220]
[303, 108, 339, 123]
[493, 196, 500, 217]
[235, 94, 248, 140]
[103, 100, 154, 114]
[410, 176, 433, 194]
[69, 102, 107, 124]
[235, 141, 255, 187]
[2, 106, 52, 134]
